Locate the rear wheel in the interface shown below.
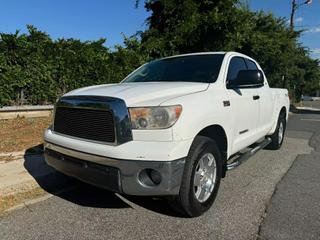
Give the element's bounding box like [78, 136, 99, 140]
[168, 136, 222, 217]
[267, 112, 286, 150]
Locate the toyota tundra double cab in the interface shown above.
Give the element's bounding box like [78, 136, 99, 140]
[44, 52, 289, 217]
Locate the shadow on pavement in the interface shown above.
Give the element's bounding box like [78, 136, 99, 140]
[123, 195, 184, 217]
[23, 145, 181, 216]
[56, 183, 130, 209]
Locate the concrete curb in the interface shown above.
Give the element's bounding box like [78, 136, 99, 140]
[0, 151, 25, 157]
[296, 106, 320, 111]
[0, 150, 44, 163]
[3, 185, 78, 214]
[0, 153, 71, 198]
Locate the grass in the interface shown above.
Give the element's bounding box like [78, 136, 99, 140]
[0, 188, 47, 216]
[0, 117, 52, 214]
[0, 116, 52, 153]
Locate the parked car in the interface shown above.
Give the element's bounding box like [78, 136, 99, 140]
[44, 52, 289, 217]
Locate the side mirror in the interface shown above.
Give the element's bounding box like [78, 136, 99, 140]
[227, 70, 264, 89]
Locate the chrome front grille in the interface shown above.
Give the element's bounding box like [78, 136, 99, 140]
[53, 95, 132, 145]
[54, 107, 115, 143]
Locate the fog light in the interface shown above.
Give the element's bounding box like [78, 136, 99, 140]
[150, 169, 161, 185]
[138, 169, 162, 187]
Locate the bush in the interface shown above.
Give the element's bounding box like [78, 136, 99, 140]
[0, 26, 145, 107]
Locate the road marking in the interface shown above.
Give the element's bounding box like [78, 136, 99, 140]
[300, 119, 320, 122]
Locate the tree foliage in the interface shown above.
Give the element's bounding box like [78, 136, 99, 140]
[140, 0, 320, 100]
[0, 26, 145, 106]
[0, 1, 319, 106]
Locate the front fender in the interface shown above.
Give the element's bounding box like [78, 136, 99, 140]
[165, 90, 234, 158]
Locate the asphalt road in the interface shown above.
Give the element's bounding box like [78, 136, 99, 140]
[0, 111, 319, 240]
[259, 110, 320, 240]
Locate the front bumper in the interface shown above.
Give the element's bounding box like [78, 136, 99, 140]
[44, 142, 185, 196]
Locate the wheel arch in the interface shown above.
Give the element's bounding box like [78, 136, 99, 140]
[280, 106, 287, 118]
[268, 106, 287, 135]
[196, 124, 228, 177]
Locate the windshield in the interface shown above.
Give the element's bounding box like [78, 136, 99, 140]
[123, 54, 225, 84]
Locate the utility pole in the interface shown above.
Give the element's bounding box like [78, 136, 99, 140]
[290, 0, 296, 30]
[290, 0, 312, 30]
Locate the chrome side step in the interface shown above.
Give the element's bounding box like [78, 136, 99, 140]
[227, 138, 272, 170]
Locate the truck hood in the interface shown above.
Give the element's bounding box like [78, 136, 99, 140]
[64, 82, 209, 106]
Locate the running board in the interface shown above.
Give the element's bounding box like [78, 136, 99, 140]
[227, 138, 272, 170]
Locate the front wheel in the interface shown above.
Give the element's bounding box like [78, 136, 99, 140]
[169, 136, 222, 217]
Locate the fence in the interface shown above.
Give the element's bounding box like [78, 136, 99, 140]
[0, 105, 54, 120]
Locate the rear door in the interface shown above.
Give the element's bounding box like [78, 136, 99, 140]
[245, 58, 273, 138]
[226, 56, 260, 153]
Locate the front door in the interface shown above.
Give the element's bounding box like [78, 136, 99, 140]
[226, 56, 260, 154]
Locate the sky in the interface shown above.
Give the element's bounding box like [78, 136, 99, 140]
[0, 0, 149, 47]
[0, 0, 319, 59]
[249, 0, 320, 59]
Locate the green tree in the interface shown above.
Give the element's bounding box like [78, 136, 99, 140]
[139, 0, 320, 101]
[0, 1, 319, 106]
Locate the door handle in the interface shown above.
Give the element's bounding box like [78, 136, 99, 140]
[253, 95, 260, 100]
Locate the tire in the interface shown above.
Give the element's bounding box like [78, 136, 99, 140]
[266, 112, 286, 150]
[169, 136, 222, 217]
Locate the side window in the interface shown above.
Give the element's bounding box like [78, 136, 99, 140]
[227, 57, 247, 84]
[245, 58, 264, 86]
[245, 59, 258, 70]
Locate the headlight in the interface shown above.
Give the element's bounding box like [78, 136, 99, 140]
[129, 105, 182, 129]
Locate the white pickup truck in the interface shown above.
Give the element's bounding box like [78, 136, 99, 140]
[44, 52, 289, 217]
